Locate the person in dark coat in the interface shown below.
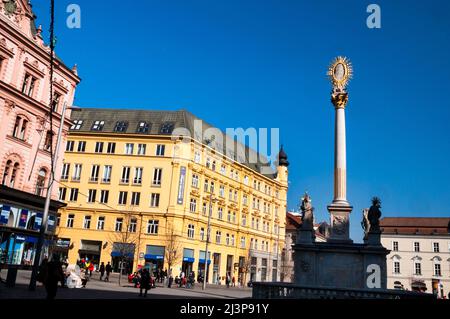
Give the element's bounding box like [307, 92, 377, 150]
[41, 255, 64, 300]
[99, 262, 105, 280]
[105, 262, 112, 282]
[139, 268, 151, 297]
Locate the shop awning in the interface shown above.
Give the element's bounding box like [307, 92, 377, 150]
[111, 251, 134, 258]
[198, 259, 211, 264]
[183, 257, 195, 263]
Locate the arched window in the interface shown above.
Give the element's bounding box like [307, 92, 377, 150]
[35, 169, 47, 196]
[27, 215, 36, 230]
[2, 160, 20, 188]
[7, 211, 15, 227]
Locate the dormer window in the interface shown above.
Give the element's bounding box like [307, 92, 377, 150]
[160, 122, 174, 134]
[91, 120, 105, 131]
[137, 121, 150, 133]
[114, 121, 128, 132]
[71, 120, 83, 130]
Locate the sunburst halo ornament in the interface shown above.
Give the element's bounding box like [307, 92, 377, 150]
[327, 56, 353, 90]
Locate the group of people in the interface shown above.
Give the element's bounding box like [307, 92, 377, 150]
[174, 270, 196, 288]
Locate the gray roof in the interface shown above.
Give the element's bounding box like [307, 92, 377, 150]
[69, 108, 279, 179]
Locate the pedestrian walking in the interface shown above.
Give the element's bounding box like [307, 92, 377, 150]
[105, 262, 112, 282]
[139, 268, 151, 297]
[168, 274, 174, 288]
[88, 262, 94, 277]
[39, 255, 64, 299]
[226, 272, 231, 288]
[232, 276, 236, 287]
[99, 262, 105, 280]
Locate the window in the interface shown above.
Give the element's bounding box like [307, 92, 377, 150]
[200, 228, 205, 241]
[234, 190, 238, 202]
[243, 175, 249, 185]
[91, 120, 105, 131]
[228, 189, 232, 200]
[414, 242, 420, 252]
[131, 192, 141, 206]
[194, 151, 201, 163]
[12, 116, 28, 140]
[393, 241, 399, 251]
[97, 216, 105, 230]
[219, 185, 225, 197]
[115, 218, 123, 232]
[22, 73, 36, 97]
[100, 190, 109, 204]
[102, 165, 112, 183]
[107, 142, 116, 154]
[77, 141, 86, 152]
[192, 174, 199, 188]
[217, 207, 223, 220]
[156, 144, 165, 156]
[121, 166, 130, 183]
[66, 140, 74, 152]
[114, 121, 128, 132]
[83, 216, 91, 229]
[66, 214, 74, 228]
[118, 191, 128, 205]
[72, 164, 82, 181]
[70, 120, 83, 130]
[434, 263, 441, 276]
[394, 261, 400, 274]
[69, 188, 79, 201]
[35, 169, 46, 196]
[256, 219, 260, 230]
[43, 131, 53, 152]
[220, 165, 226, 174]
[150, 193, 160, 207]
[242, 214, 247, 226]
[87, 189, 96, 203]
[129, 218, 137, 233]
[137, 121, 150, 133]
[216, 231, 221, 244]
[134, 167, 143, 184]
[414, 262, 421, 275]
[125, 143, 134, 155]
[147, 220, 159, 234]
[251, 217, 255, 229]
[187, 224, 195, 239]
[51, 93, 61, 112]
[243, 194, 248, 206]
[61, 163, 70, 180]
[90, 165, 100, 182]
[137, 144, 146, 155]
[240, 237, 246, 248]
[160, 122, 174, 134]
[202, 203, 207, 216]
[210, 181, 215, 193]
[58, 187, 67, 201]
[95, 142, 104, 153]
[227, 211, 231, 222]
[189, 198, 197, 213]
[226, 234, 230, 245]
[204, 179, 209, 192]
[206, 158, 211, 168]
[433, 242, 440, 253]
[211, 161, 216, 171]
[152, 168, 162, 186]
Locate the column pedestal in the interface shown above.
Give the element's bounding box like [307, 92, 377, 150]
[327, 203, 353, 243]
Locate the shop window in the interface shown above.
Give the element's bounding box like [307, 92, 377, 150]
[35, 168, 47, 196]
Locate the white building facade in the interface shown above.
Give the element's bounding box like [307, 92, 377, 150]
[380, 217, 450, 298]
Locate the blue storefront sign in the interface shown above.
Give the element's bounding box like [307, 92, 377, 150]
[18, 209, 29, 228]
[183, 257, 195, 263]
[111, 251, 134, 258]
[34, 212, 43, 230]
[199, 259, 211, 264]
[144, 254, 164, 260]
[0, 205, 11, 224]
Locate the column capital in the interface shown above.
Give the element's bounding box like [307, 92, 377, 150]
[331, 91, 348, 109]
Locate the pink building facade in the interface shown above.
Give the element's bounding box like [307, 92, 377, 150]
[0, 1, 80, 266]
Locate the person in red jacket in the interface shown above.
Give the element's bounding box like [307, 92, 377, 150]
[88, 262, 94, 277]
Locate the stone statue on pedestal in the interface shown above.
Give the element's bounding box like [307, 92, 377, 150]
[362, 197, 382, 245]
[300, 193, 314, 230]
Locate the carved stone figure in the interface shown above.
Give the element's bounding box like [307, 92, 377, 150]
[361, 208, 370, 240]
[300, 193, 314, 230]
[367, 197, 382, 233]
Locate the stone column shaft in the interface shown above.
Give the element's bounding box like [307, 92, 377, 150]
[334, 107, 347, 203]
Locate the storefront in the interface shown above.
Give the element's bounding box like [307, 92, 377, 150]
[182, 248, 195, 275]
[198, 250, 211, 283]
[212, 253, 221, 284]
[51, 238, 71, 261]
[144, 245, 165, 275]
[0, 185, 62, 268]
[78, 240, 102, 270]
[111, 242, 135, 274]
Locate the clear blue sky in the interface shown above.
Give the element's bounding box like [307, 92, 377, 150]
[34, 0, 450, 241]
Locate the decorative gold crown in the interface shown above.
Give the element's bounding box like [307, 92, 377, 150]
[327, 56, 353, 89]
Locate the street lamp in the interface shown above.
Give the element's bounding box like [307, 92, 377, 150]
[29, 103, 79, 290]
[203, 193, 216, 290]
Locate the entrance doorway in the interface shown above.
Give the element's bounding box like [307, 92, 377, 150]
[213, 253, 221, 284]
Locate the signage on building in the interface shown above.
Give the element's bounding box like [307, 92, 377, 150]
[56, 239, 71, 248]
[139, 252, 144, 259]
[18, 209, 28, 228]
[34, 212, 43, 230]
[0, 205, 11, 224]
[177, 166, 186, 204]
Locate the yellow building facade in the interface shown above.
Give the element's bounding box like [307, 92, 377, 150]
[55, 108, 288, 285]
